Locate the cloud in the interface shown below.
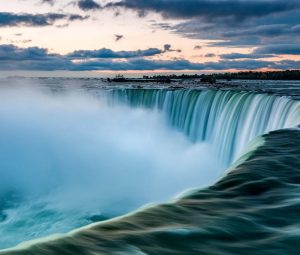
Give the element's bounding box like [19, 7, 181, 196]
[162, 16, 300, 46]
[163, 44, 181, 53]
[9, 39, 33, 44]
[220, 44, 300, 60]
[254, 44, 300, 55]
[67, 44, 180, 59]
[223, 24, 294, 38]
[0, 45, 70, 71]
[0, 44, 180, 63]
[220, 53, 274, 59]
[0, 44, 66, 61]
[103, 0, 300, 21]
[41, 0, 55, 5]
[0, 12, 88, 27]
[67, 47, 164, 58]
[142, 1, 300, 49]
[163, 44, 172, 51]
[194, 45, 202, 50]
[77, 0, 101, 11]
[0, 44, 299, 71]
[204, 53, 216, 58]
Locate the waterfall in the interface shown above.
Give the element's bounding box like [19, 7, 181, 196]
[105, 89, 300, 165]
[0, 84, 299, 251]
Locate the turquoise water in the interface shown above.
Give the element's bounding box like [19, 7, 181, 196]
[3, 128, 300, 255]
[0, 80, 299, 253]
[106, 89, 299, 164]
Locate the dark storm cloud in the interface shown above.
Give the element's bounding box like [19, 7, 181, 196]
[0, 44, 299, 71]
[77, 0, 101, 11]
[129, 1, 300, 50]
[69, 0, 300, 53]
[164, 16, 300, 45]
[0, 12, 88, 27]
[103, 0, 299, 21]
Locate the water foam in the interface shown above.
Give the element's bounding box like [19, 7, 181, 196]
[0, 87, 222, 249]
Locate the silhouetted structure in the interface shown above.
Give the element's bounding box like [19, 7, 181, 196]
[107, 70, 300, 83]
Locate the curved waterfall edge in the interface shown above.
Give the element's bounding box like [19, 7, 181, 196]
[0, 88, 299, 254]
[2, 127, 300, 254]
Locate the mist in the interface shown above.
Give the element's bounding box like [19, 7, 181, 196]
[0, 86, 223, 248]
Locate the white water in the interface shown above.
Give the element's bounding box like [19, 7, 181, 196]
[107, 89, 300, 164]
[0, 82, 299, 250]
[0, 87, 223, 249]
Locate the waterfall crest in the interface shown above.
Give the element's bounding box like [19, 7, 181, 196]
[106, 89, 300, 164]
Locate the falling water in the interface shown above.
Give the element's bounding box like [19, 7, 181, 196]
[0, 82, 299, 251]
[106, 89, 300, 164]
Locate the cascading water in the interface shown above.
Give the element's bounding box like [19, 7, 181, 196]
[0, 87, 223, 249]
[106, 89, 299, 164]
[0, 80, 299, 253]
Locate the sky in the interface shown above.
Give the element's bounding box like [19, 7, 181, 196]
[0, 0, 299, 75]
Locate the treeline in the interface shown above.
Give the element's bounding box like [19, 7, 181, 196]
[143, 74, 202, 80]
[211, 70, 300, 80]
[144, 70, 300, 81]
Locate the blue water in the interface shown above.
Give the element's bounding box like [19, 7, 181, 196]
[0, 78, 299, 253]
[0, 85, 223, 249]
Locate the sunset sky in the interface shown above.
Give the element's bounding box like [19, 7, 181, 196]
[0, 0, 300, 75]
